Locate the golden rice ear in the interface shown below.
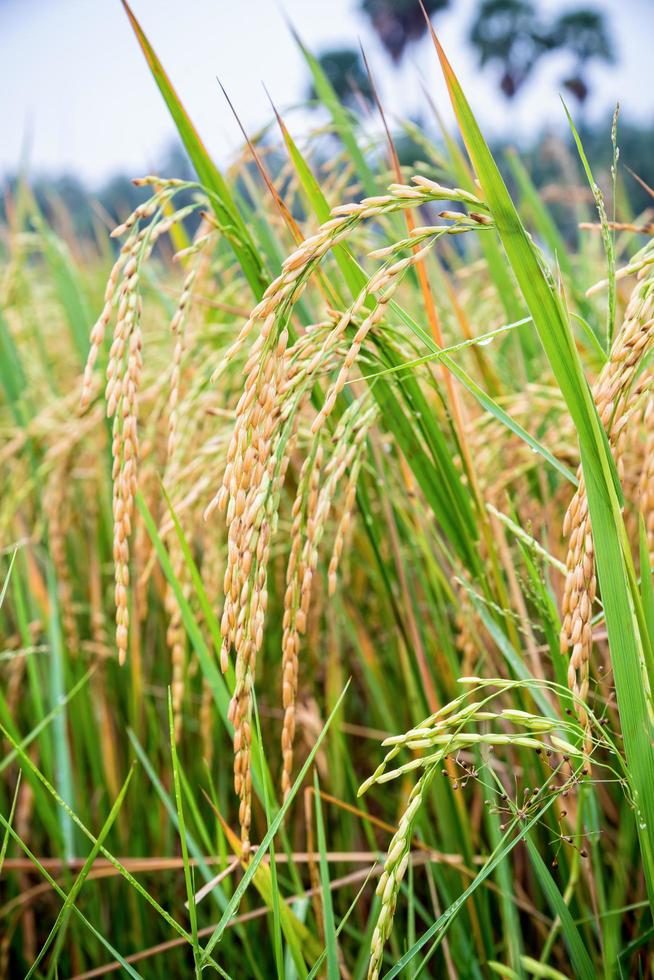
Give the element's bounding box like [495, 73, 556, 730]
[638, 399, 654, 560]
[561, 271, 654, 737]
[44, 454, 78, 657]
[81, 186, 203, 668]
[281, 444, 323, 801]
[209, 171, 483, 843]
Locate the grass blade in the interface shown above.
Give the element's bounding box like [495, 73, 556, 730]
[26, 765, 136, 979]
[168, 691, 201, 978]
[524, 837, 595, 980]
[313, 772, 339, 979]
[200, 680, 351, 964]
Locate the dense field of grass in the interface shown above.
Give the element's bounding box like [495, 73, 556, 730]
[2, 6, 654, 978]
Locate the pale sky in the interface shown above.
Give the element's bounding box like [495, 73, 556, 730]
[1, 0, 652, 185]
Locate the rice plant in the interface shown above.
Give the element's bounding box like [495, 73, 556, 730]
[1, 3, 654, 976]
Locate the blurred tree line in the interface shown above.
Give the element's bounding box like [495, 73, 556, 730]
[318, 0, 614, 104]
[0, 146, 195, 243]
[312, 0, 652, 218]
[4, 120, 650, 250]
[1, 0, 651, 242]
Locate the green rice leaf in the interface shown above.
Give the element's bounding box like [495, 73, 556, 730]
[429, 28, 654, 901]
[121, 0, 267, 299]
[313, 772, 339, 979]
[524, 837, 595, 980]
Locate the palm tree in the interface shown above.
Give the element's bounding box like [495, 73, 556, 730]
[549, 9, 614, 104]
[355, 0, 613, 104]
[469, 0, 553, 98]
[309, 48, 374, 108]
[360, 0, 449, 62]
